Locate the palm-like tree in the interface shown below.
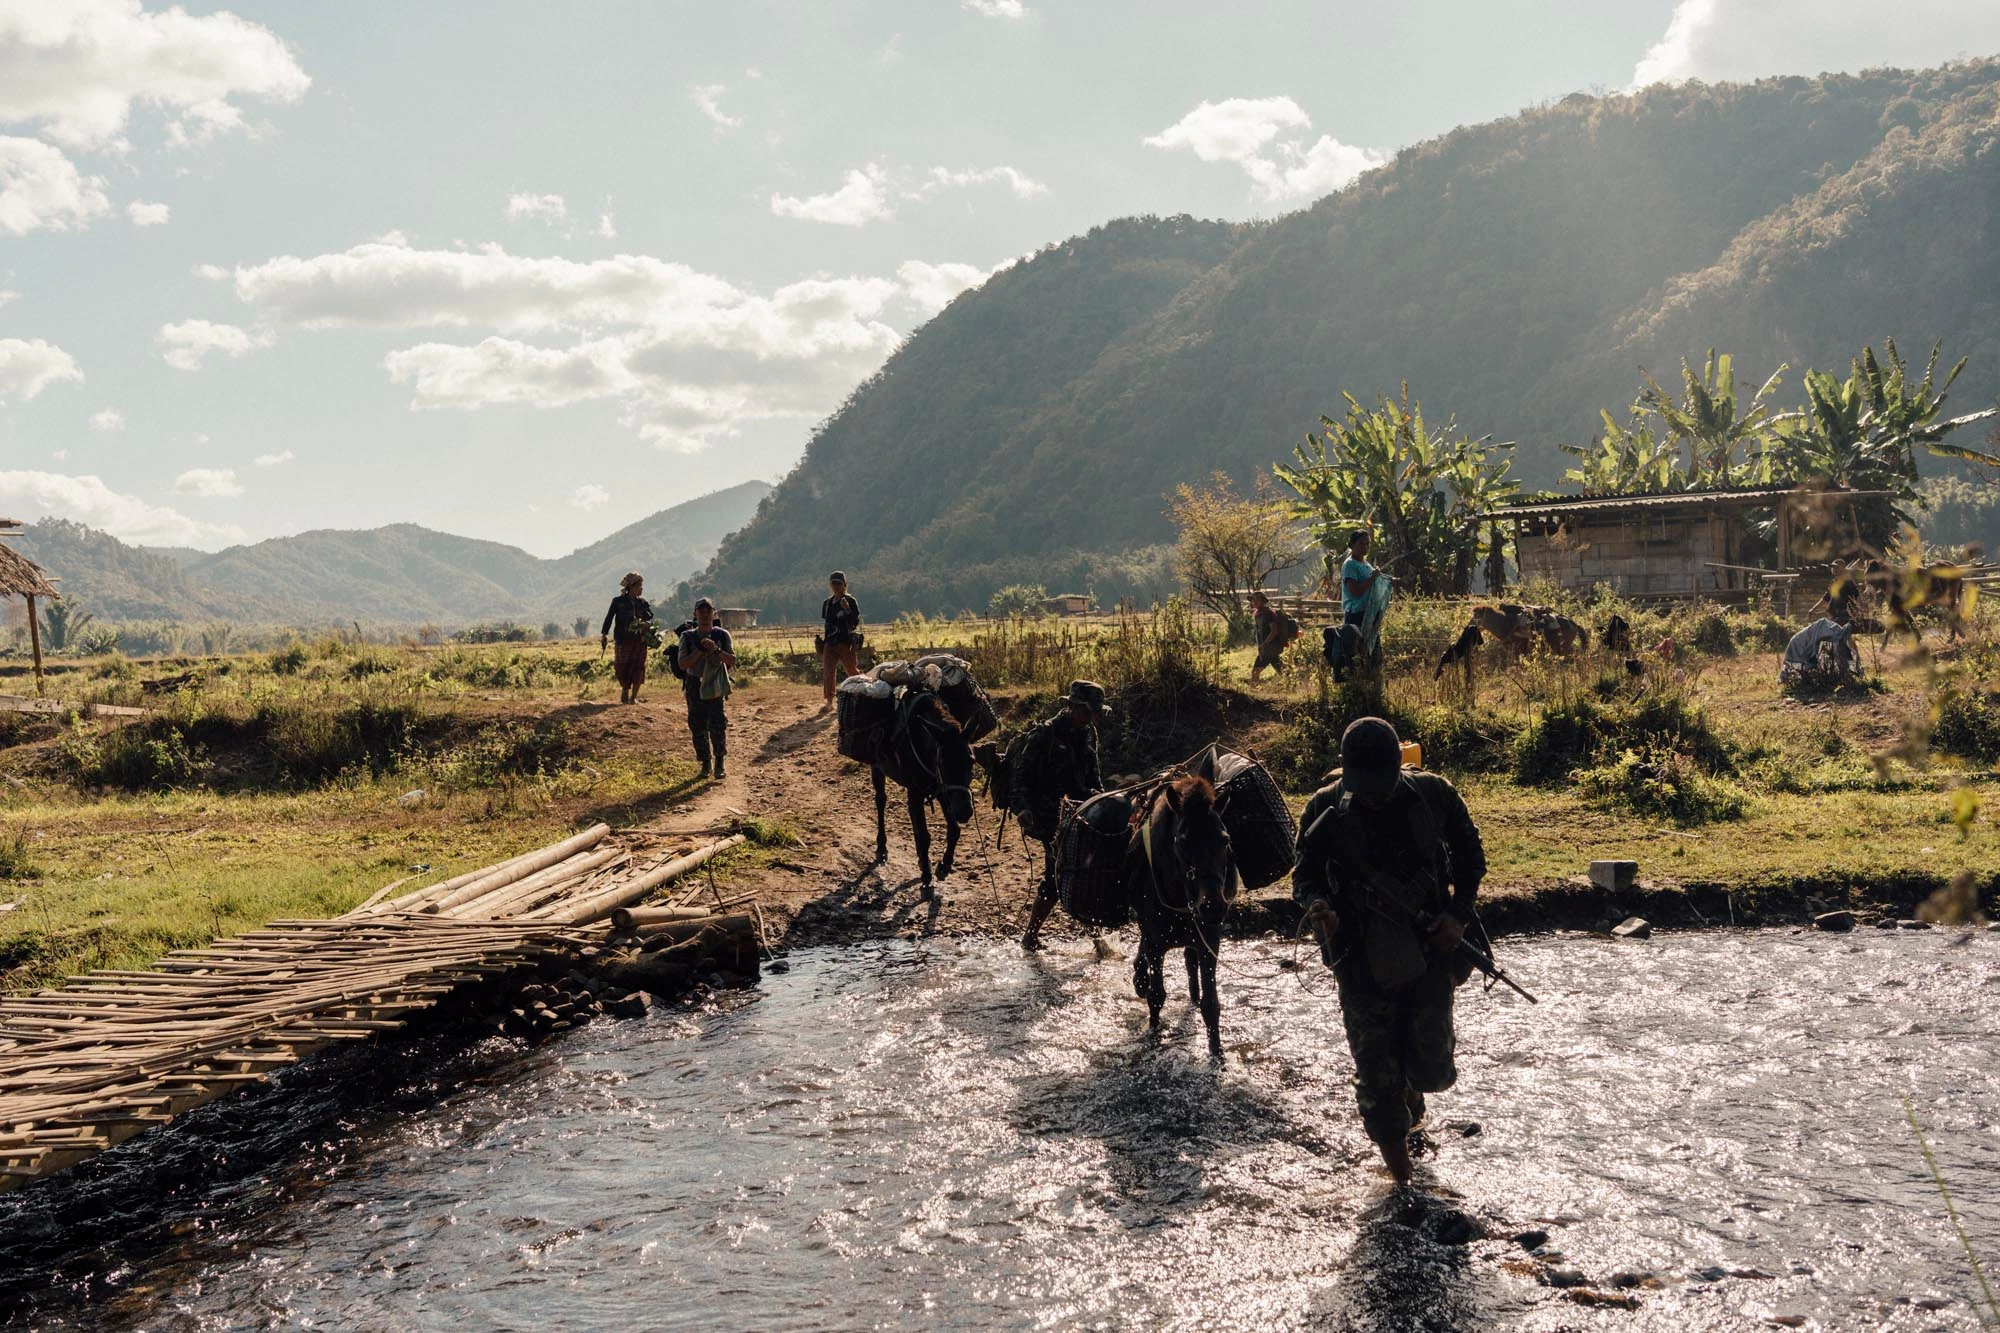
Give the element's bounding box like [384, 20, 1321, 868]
[1639, 350, 1788, 488]
[1561, 408, 1686, 495]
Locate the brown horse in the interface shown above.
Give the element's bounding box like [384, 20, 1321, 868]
[1125, 773, 1238, 1062]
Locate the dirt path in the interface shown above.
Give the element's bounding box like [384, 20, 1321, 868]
[630, 681, 1059, 949]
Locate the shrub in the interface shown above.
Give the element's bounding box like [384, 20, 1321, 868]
[988, 584, 1048, 618]
[1690, 612, 1736, 657]
[1575, 748, 1748, 825]
[1513, 697, 1607, 784]
[269, 644, 311, 675]
[1931, 687, 2000, 764]
[0, 831, 39, 880]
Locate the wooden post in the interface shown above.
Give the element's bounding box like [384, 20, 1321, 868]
[25, 594, 42, 696]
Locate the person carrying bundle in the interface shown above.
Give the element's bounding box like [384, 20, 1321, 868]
[599, 571, 655, 705]
[678, 598, 737, 779]
[1293, 716, 1487, 1184]
[1016, 680, 1109, 951]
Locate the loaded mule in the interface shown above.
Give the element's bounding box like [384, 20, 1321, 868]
[871, 689, 976, 900]
[1125, 772, 1239, 1062]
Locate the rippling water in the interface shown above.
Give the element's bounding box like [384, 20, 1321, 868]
[3, 928, 1997, 1331]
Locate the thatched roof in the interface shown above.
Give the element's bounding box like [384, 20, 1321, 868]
[0, 540, 59, 598]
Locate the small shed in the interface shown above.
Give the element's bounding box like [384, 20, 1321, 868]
[0, 519, 60, 693]
[1040, 593, 1094, 617]
[715, 607, 759, 631]
[1498, 487, 1882, 601]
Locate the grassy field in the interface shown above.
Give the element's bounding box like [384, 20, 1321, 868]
[3, 593, 1995, 990]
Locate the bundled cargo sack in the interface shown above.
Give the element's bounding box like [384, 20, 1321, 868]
[911, 652, 997, 743]
[835, 675, 897, 764]
[1209, 749, 1297, 889]
[1056, 791, 1135, 928]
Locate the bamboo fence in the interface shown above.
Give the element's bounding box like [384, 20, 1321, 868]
[0, 825, 749, 1194]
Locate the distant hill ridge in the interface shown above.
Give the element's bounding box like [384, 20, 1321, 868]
[13, 480, 771, 627]
[699, 62, 2000, 619]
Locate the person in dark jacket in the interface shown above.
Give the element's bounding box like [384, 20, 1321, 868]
[678, 597, 738, 779]
[819, 571, 861, 710]
[1020, 679, 1109, 951]
[1293, 716, 1486, 1184]
[599, 571, 653, 704]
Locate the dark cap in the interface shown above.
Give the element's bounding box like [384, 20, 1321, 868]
[693, 596, 715, 611]
[1065, 679, 1110, 714]
[1339, 716, 1402, 797]
[829, 571, 847, 584]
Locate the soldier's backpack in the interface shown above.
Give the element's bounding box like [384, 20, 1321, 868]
[1272, 609, 1302, 649]
[992, 720, 1054, 815]
[663, 619, 696, 682]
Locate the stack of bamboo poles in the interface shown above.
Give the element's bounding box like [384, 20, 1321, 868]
[0, 825, 749, 1195]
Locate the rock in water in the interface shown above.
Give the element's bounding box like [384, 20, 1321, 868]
[1813, 910, 1856, 932]
[1612, 916, 1652, 940]
[1898, 919, 1935, 930]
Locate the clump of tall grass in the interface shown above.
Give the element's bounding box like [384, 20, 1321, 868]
[1931, 686, 2000, 765]
[1574, 747, 1749, 825]
[0, 831, 40, 880]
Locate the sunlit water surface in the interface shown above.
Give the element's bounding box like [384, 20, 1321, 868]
[2, 928, 1997, 1331]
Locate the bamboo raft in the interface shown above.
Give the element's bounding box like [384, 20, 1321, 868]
[0, 824, 749, 1195]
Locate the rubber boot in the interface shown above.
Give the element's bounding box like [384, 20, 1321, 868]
[692, 731, 711, 780]
[710, 731, 727, 780]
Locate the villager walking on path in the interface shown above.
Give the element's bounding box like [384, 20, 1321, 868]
[1293, 716, 1487, 1184]
[1019, 680, 1109, 951]
[679, 597, 737, 779]
[600, 571, 655, 705]
[1247, 589, 1292, 683]
[818, 571, 862, 711]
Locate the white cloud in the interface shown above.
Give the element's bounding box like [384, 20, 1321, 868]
[50, 448, 65, 461]
[1145, 96, 1382, 201]
[208, 238, 1003, 452]
[0, 288, 14, 307]
[505, 192, 566, 225]
[691, 83, 740, 131]
[0, 337, 83, 401]
[963, 0, 1026, 16]
[596, 211, 617, 239]
[570, 483, 608, 510]
[0, 136, 109, 235]
[917, 165, 1046, 199]
[172, 467, 242, 498]
[89, 406, 124, 431]
[126, 198, 168, 226]
[1632, 0, 2000, 86]
[385, 336, 636, 410]
[897, 259, 997, 315]
[0, 0, 309, 150]
[253, 449, 293, 466]
[771, 164, 895, 226]
[157, 318, 266, 370]
[0, 470, 244, 546]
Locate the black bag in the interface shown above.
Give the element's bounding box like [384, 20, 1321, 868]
[1210, 751, 1297, 890]
[1057, 792, 1134, 928]
[937, 672, 997, 745]
[999, 722, 1053, 815]
[664, 620, 695, 681]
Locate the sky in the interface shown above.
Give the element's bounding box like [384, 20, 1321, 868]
[2, 1, 1998, 558]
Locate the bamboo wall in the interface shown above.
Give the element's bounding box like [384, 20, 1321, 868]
[1516, 510, 1744, 598]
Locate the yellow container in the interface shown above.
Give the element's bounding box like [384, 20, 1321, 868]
[1400, 741, 1422, 769]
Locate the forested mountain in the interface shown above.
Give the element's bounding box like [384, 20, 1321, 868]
[13, 481, 770, 629]
[701, 63, 2000, 619]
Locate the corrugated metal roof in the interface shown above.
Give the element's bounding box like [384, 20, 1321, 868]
[1496, 486, 1882, 520]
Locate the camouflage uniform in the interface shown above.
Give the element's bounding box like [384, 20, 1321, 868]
[1292, 768, 1486, 1149]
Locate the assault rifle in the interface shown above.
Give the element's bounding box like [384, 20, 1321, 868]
[1447, 925, 1538, 1004]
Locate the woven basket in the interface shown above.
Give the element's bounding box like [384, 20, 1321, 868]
[1213, 753, 1297, 890]
[835, 689, 895, 765]
[1056, 792, 1134, 928]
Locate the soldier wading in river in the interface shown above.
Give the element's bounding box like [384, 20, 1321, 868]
[1016, 680, 1109, 951]
[1294, 716, 1487, 1184]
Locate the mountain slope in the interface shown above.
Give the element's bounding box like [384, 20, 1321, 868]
[701, 63, 2000, 619]
[16, 482, 771, 629]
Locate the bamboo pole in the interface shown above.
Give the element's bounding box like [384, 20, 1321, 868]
[25, 594, 42, 697]
[533, 834, 746, 925]
[609, 905, 714, 931]
[425, 825, 610, 914]
[447, 846, 625, 920]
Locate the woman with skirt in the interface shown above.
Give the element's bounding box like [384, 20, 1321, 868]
[600, 571, 655, 704]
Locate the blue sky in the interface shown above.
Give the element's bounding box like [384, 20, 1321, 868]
[2, 0, 1997, 555]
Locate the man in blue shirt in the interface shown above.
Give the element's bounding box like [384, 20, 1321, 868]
[1341, 530, 1392, 627]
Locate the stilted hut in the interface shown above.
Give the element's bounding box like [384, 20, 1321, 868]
[0, 519, 60, 694]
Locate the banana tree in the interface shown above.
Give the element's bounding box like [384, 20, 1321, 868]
[1561, 407, 1686, 495]
[1639, 350, 1788, 488]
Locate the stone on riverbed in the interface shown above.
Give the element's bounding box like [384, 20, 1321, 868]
[1812, 910, 1856, 932]
[1611, 917, 1652, 940]
[1898, 919, 1935, 930]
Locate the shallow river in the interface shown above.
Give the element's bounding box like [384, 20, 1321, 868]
[3, 928, 1998, 1331]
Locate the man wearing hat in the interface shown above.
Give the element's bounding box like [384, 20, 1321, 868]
[677, 598, 738, 779]
[1292, 716, 1486, 1184]
[818, 572, 862, 711]
[1019, 679, 1110, 951]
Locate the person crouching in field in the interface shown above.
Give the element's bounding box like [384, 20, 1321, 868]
[819, 571, 861, 711]
[600, 571, 654, 705]
[679, 597, 737, 779]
